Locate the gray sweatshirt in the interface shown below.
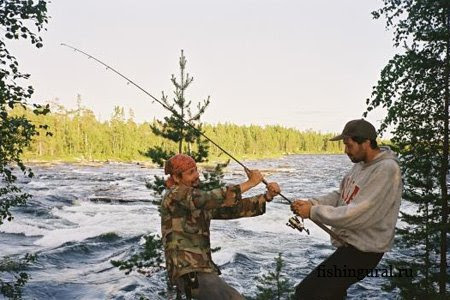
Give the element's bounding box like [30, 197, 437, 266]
[309, 146, 402, 253]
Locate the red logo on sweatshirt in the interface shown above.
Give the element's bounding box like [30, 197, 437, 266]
[341, 177, 360, 204]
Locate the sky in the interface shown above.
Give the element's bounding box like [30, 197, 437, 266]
[10, 0, 396, 135]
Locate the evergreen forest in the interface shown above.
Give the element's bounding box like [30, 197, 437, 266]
[12, 101, 345, 162]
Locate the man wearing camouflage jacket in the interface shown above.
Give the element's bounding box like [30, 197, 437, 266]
[161, 154, 280, 299]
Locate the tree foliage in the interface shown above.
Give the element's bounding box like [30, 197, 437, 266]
[110, 234, 164, 276]
[249, 253, 293, 300]
[0, 254, 36, 300]
[1, 1, 49, 298]
[366, 0, 449, 297]
[11, 102, 345, 162]
[142, 49, 210, 167]
[1, 0, 49, 223]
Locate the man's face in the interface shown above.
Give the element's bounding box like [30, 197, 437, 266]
[343, 137, 368, 163]
[175, 166, 200, 187]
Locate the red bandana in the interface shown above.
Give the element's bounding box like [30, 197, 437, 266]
[164, 154, 197, 188]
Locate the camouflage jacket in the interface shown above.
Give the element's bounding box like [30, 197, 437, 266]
[161, 184, 266, 283]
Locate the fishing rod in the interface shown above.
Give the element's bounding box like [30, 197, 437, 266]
[60, 43, 347, 246]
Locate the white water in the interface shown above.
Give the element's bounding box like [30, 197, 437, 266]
[0, 156, 413, 299]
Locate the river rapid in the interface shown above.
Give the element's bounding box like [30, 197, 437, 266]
[0, 155, 407, 299]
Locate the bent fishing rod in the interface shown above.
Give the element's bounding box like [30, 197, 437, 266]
[61, 43, 347, 246]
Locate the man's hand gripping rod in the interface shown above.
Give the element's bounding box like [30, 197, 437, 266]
[61, 43, 347, 245]
[267, 181, 346, 245]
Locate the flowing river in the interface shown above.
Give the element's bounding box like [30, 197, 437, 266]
[0, 155, 410, 299]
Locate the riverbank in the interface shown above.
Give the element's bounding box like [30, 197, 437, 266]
[22, 151, 345, 167]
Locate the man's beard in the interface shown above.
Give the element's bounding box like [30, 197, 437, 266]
[191, 179, 200, 187]
[348, 153, 365, 163]
[348, 156, 360, 163]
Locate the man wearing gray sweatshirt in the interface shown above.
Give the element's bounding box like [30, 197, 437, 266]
[291, 119, 403, 300]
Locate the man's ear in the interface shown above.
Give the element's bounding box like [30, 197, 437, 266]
[173, 174, 181, 184]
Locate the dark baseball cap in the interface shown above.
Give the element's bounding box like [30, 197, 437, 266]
[329, 119, 377, 141]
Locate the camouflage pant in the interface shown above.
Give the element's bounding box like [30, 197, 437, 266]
[176, 272, 244, 300]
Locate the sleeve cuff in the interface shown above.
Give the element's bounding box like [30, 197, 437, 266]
[310, 205, 319, 222]
[228, 184, 242, 201]
[309, 198, 319, 206]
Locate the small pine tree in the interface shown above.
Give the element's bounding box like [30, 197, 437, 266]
[143, 49, 217, 204]
[143, 49, 210, 165]
[251, 253, 293, 300]
[112, 51, 227, 291]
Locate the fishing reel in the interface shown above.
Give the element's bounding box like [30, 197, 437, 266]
[286, 216, 310, 235]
